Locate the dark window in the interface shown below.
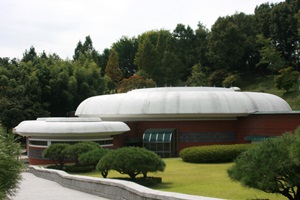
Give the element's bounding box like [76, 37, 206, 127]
[51, 139, 113, 147]
[28, 148, 46, 159]
[180, 132, 236, 143]
[29, 140, 48, 146]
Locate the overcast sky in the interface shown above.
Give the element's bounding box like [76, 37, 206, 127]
[0, 0, 284, 60]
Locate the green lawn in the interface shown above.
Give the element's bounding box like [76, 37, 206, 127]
[76, 158, 285, 200]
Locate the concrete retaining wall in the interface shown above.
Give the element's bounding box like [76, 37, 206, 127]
[28, 166, 220, 200]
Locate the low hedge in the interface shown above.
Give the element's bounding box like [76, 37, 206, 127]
[180, 144, 253, 163]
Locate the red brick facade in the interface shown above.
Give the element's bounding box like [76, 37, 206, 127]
[113, 113, 300, 156]
[26, 113, 300, 164]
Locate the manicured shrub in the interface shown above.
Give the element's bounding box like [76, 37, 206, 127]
[78, 148, 109, 168]
[42, 143, 70, 170]
[96, 150, 115, 178]
[64, 141, 100, 164]
[180, 144, 253, 163]
[228, 130, 300, 200]
[97, 147, 165, 180]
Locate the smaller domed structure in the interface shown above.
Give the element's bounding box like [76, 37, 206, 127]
[15, 117, 129, 138]
[14, 117, 130, 165]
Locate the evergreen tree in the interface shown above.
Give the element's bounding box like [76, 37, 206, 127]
[105, 49, 123, 88]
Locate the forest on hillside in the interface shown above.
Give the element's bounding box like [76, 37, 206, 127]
[0, 0, 299, 129]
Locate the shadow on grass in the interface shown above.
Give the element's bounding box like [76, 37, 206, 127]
[150, 181, 174, 190]
[111, 177, 163, 187]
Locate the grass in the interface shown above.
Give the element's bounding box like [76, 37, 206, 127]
[76, 158, 285, 200]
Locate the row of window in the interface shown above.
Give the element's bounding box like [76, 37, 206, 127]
[28, 138, 113, 147]
[180, 132, 236, 143]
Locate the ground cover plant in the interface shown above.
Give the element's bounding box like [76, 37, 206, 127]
[75, 158, 284, 200]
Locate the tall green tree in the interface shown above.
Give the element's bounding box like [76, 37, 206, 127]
[135, 30, 175, 86]
[73, 35, 95, 60]
[73, 36, 105, 75]
[185, 64, 208, 86]
[0, 56, 50, 129]
[269, 1, 299, 67]
[49, 60, 74, 116]
[98, 48, 110, 76]
[256, 34, 287, 71]
[105, 49, 123, 88]
[172, 24, 198, 80]
[21, 46, 37, 63]
[207, 13, 257, 74]
[112, 36, 138, 78]
[73, 53, 106, 105]
[256, 1, 300, 71]
[161, 51, 184, 86]
[255, 3, 273, 38]
[135, 35, 157, 78]
[195, 23, 210, 69]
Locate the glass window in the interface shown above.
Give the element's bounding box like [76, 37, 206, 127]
[143, 129, 175, 158]
[29, 140, 48, 146]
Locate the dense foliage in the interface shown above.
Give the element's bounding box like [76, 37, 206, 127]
[0, 0, 299, 129]
[42, 143, 70, 170]
[228, 128, 300, 200]
[180, 144, 253, 163]
[43, 142, 104, 172]
[0, 127, 23, 199]
[78, 148, 109, 168]
[97, 147, 166, 179]
[63, 141, 100, 165]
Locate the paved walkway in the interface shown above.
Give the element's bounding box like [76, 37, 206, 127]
[11, 172, 109, 200]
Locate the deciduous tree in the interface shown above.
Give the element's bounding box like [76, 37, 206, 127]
[274, 67, 299, 92]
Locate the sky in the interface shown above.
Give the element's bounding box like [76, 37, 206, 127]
[0, 0, 284, 60]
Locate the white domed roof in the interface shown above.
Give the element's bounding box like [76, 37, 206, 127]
[75, 87, 292, 120]
[14, 117, 130, 138]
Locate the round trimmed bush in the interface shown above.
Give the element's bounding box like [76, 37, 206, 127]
[180, 144, 253, 163]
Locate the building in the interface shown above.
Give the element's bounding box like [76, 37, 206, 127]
[14, 117, 129, 165]
[15, 87, 300, 164]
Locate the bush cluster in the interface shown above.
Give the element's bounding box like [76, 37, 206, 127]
[43, 142, 166, 183]
[97, 146, 165, 180]
[180, 144, 253, 163]
[43, 141, 106, 172]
